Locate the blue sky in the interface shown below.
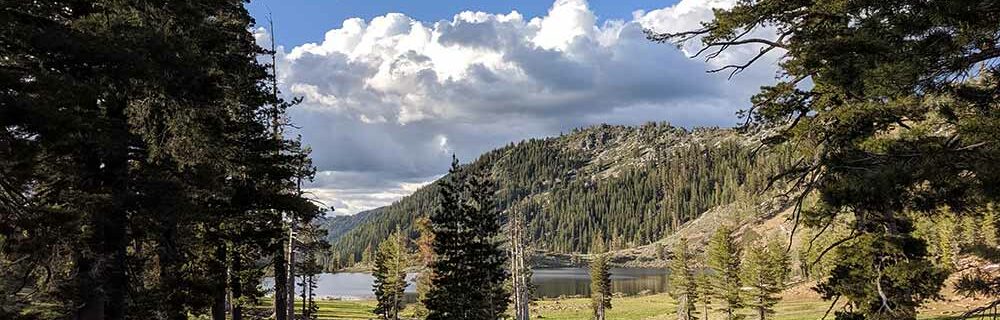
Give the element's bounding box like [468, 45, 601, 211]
[246, 0, 680, 48]
[249, 0, 781, 215]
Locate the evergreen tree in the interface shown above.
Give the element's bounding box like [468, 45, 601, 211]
[373, 230, 408, 320]
[935, 210, 959, 269]
[413, 216, 436, 318]
[0, 1, 320, 319]
[741, 238, 790, 320]
[670, 238, 698, 320]
[961, 215, 981, 249]
[655, 242, 666, 260]
[297, 223, 330, 320]
[650, 0, 999, 316]
[362, 243, 375, 266]
[696, 272, 713, 320]
[425, 156, 510, 319]
[707, 225, 742, 319]
[983, 204, 999, 248]
[590, 233, 612, 320]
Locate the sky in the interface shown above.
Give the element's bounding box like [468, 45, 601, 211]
[247, 0, 684, 48]
[245, 0, 783, 215]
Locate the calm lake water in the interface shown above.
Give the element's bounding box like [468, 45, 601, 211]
[283, 268, 669, 300]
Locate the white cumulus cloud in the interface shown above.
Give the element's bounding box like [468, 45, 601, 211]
[275, 0, 782, 215]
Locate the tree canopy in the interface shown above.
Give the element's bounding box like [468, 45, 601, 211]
[0, 1, 320, 319]
[649, 0, 1000, 318]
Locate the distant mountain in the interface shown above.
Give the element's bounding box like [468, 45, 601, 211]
[318, 210, 375, 244]
[325, 123, 793, 263]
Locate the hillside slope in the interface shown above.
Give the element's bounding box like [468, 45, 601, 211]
[326, 123, 794, 263]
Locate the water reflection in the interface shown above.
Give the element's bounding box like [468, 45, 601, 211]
[532, 268, 671, 298]
[281, 268, 670, 300]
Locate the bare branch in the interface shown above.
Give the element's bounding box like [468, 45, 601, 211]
[961, 299, 1000, 319]
[709, 44, 779, 79]
[821, 295, 841, 320]
[810, 231, 860, 270]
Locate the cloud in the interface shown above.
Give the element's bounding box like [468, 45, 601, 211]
[274, 0, 782, 215]
[305, 170, 439, 216]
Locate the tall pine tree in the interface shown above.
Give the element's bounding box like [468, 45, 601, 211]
[707, 225, 743, 320]
[373, 229, 408, 320]
[590, 232, 612, 320]
[0, 1, 320, 318]
[425, 156, 510, 319]
[741, 238, 790, 320]
[413, 216, 436, 318]
[670, 238, 698, 320]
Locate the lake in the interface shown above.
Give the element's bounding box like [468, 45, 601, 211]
[283, 268, 670, 300]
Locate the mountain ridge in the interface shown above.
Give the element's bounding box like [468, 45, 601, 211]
[324, 122, 793, 264]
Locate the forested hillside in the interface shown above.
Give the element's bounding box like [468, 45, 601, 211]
[328, 123, 795, 263]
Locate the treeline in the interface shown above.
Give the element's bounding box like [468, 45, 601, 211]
[538, 140, 792, 251]
[330, 124, 795, 262]
[0, 2, 323, 320]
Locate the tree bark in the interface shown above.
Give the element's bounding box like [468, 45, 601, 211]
[510, 209, 531, 320]
[78, 101, 130, 320]
[231, 254, 244, 320]
[75, 255, 105, 320]
[212, 244, 228, 320]
[286, 216, 296, 320]
[596, 295, 605, 320]
[273, 240, 288, 320]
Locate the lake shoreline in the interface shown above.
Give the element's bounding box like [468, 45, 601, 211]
[271, 267, 671, 300]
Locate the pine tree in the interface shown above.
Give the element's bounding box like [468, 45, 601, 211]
[741, 238, 790, 320]
[961, 215, 981, 249]
[983, 204, 999, 248]
[935, 210, 959, 269]
[696, 272, 713, 320]
[362, 243, 375, 266]
[0, 1, 320, 319]
[425, 156, 510, 319]
[373, 230, 408, 320]
[590, 233, 612, 320]
[297, 223, 330, 320]
[707, 225, 742, 319]
[413, 216, 436, 318]
[670, 238, 698, 320]
[650, 0, 1000, 316]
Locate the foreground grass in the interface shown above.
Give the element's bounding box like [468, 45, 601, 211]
[254, 292, 992, 320]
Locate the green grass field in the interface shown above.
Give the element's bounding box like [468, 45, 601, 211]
[255, 291, 991, 320]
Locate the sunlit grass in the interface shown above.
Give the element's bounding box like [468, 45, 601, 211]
[250, 293, 994, 320]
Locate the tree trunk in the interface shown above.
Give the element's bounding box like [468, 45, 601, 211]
[211, 291, 226, 320]
[105, 109, 130, 320]
[75, 255, 105, 320]
[273, 240, 288, 320]
[77, 103, 130, 320]
[597, 296, 605, 320]
[301, 275, 307, 317]
[758, 296, 765, 320]
[677, 295, 687, 320]
[158, 218, 187, 320]
[510, 209, 531, 320]
[286, 219, 296, 320]
[231, 254, 244, 320]
[212, 244, 227, 320]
